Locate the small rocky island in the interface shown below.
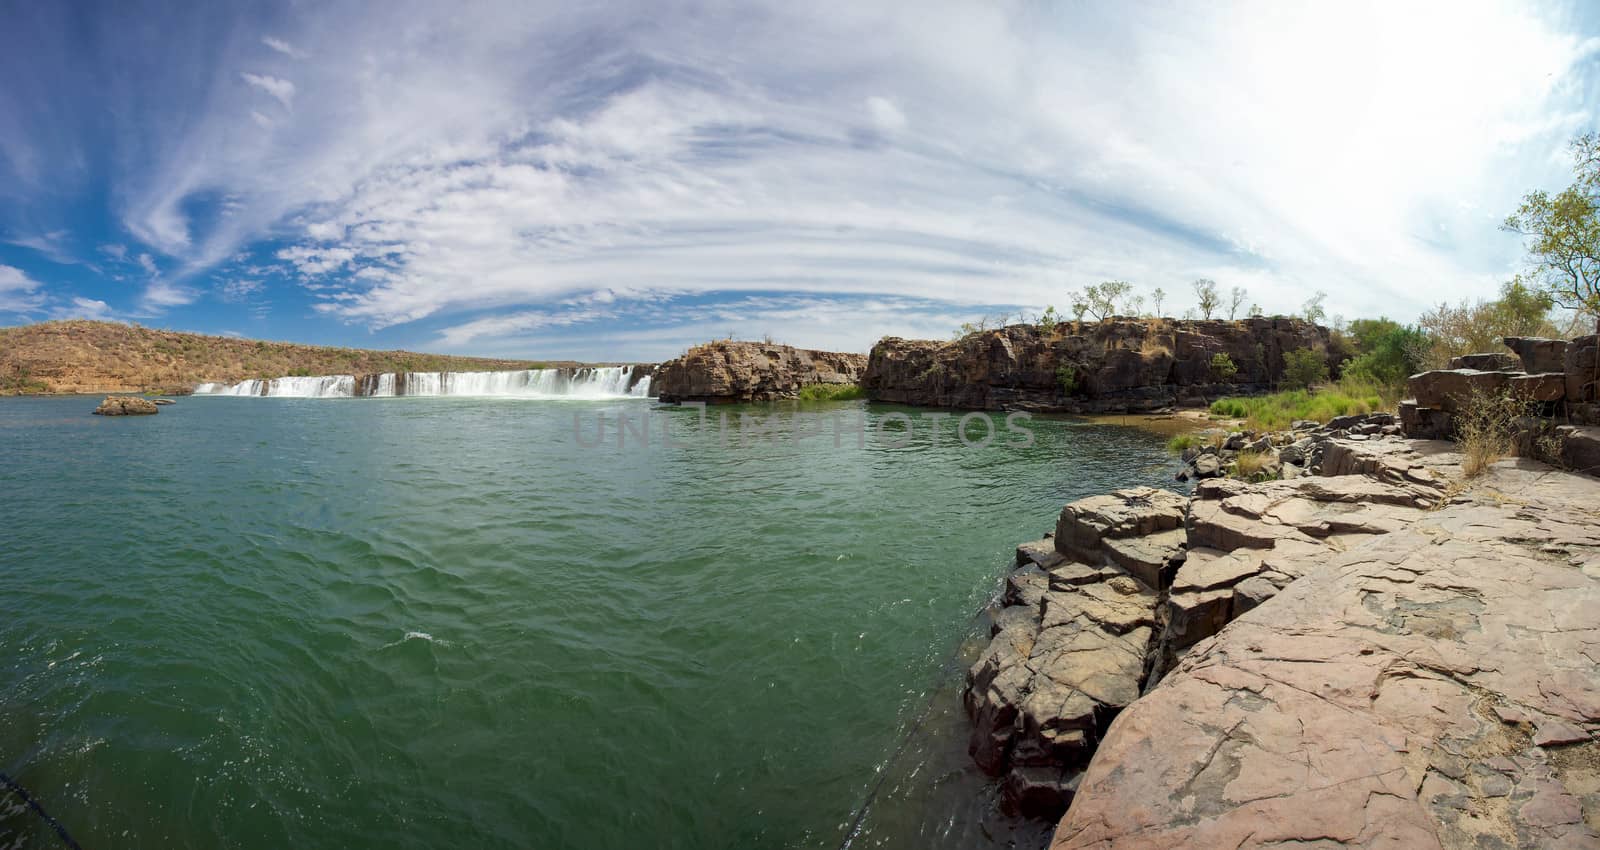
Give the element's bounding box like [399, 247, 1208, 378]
[653, 340, 868, 403]
[92, 395, 160, 415]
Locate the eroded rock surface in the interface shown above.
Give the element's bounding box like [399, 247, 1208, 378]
[92, 395, 159, 415]
[652, 341, 866, 403]
[1050, 458, 1600, 849]
[864, 317, 1333, 412]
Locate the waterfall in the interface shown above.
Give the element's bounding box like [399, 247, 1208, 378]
[194, 367, 653, 399]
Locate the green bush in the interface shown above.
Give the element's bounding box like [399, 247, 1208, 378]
[1281, 348, 1329, 390]
[1166, 433, 1201, 455]
[796, 383, 865, 401]
[1056, 363, 1080, 395]
[1209, 379, 1386, 431]
[1209, 352, 1238, 381]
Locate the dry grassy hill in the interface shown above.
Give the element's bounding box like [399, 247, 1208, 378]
[0, 320, 570, 395]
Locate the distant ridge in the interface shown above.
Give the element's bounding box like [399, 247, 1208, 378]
[0, 320, 587, 395]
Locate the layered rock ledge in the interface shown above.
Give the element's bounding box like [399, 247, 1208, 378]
[653, 341, 867, 403]
[864, 317, 1333, 412]
[968, 436, 1600, 847]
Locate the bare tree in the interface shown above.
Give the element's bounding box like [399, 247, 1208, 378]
[1193, 279, 1220, 319]
[1228, 286, 1248, 320]
[1151, 287, 1167, 317]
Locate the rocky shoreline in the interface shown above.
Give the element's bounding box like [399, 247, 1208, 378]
[863, 317, 1333, 412]
[962, 429, 1600, 846]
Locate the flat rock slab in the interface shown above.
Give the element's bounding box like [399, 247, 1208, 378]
[1051, 460, 1600, 849]
[1055, 488, 1188, 560]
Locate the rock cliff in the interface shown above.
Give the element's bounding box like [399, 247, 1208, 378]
[965, 434, 1600, 846]
[862, 317, 1334, 412]
[653, 341, 867, 403]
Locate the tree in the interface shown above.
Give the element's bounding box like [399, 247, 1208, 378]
[1302, 291, 1328, 325]
[1151, 287, 1167, 317]
[1077, 280, 1134, 321]
[1341, 318, 1428, 389]
[1504, 133, 1600, 322]
[1248, 303, 1264, 318]
[1036, 305, 1062, 335]
[1193, 279, 1220, 319]
[1281, 348, 1329, 390]
[1416, 279, 1571, 368]
[1228, 286, 1248, 320]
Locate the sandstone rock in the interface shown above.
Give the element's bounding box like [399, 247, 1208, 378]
[653, 341, 866, 403]
[1558, 425, 1600, 477]
[1509, 372, 1567, 403]
[1566, 334, 1599, 404]
[1503, 336, 1568, 373]
[1053, 488, 1188, 560]
[1101, 528, 1185, 589]
[1450, 351, 1523, 371]
[1408, 369, 1517, 412]
[1017, 538, 1066, 569]
[1400, 399, 1453, 440]
[92, 395, 159, 415]
[151, 398, 176, 405]
[1050, 459, 1600, 850]
[1229, 575, 1280, 616]
[1191, 455, 1223, 479]
[862, 317, 1333, 412]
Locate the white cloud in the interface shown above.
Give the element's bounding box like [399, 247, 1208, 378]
[262, 36, 308, 60]
[0, 264, 46, 312]
[865, 96, 907, 134]
[137, 279, 198, 313]
[240, 72, 296, 109]
[137, 252, 158, 275]
[35, 0, 1594, 350]
[52, 296, 114, 320]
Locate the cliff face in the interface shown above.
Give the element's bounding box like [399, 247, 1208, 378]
[862, 317, 1334, 412]
[652, 341, 867, 403]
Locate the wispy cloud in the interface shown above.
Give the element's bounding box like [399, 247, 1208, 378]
[1, 1, 1597, 351]
[261, 36, 308, 60]
[240, 72, 295, 109]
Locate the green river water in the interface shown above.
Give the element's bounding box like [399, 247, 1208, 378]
[0, 396, 1180, 849]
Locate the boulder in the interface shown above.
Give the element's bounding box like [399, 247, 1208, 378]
[653, 341, 866, 403]
[92, 396, 159, 415]
[1399, 399, 1452, 439]
[1053, 488, 1188, 561]
[1407, 369, 1516, 412]
[1503, 336, 1568, 373]
[1565, 334, 1599, 404]
[1449, 351, 1522, 371]
[1508, 372, 1567, 403]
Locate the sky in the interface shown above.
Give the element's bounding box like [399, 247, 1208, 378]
[1, 0, 1597, 362]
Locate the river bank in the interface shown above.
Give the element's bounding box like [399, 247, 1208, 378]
[951, 332, 1600, 846]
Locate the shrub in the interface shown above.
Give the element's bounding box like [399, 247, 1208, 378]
[1056, 364, 1080, 395]
[1166, 433, 1200, 455]
[796, 383, 865, 401]
[1209, 353, 1238, 381]
[1281, 348, 1329, 390]
[1454, 387, 1526, 478]
[1209, 378, 1386, 431]
[1233, 450, 1275, 482]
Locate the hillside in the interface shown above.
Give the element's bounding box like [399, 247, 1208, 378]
[0, 320, 565, 395]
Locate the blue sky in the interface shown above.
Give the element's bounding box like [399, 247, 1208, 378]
[1, 0, 1598, 361]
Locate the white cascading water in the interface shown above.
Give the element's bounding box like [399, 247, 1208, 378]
[194, 367, 652, 399]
